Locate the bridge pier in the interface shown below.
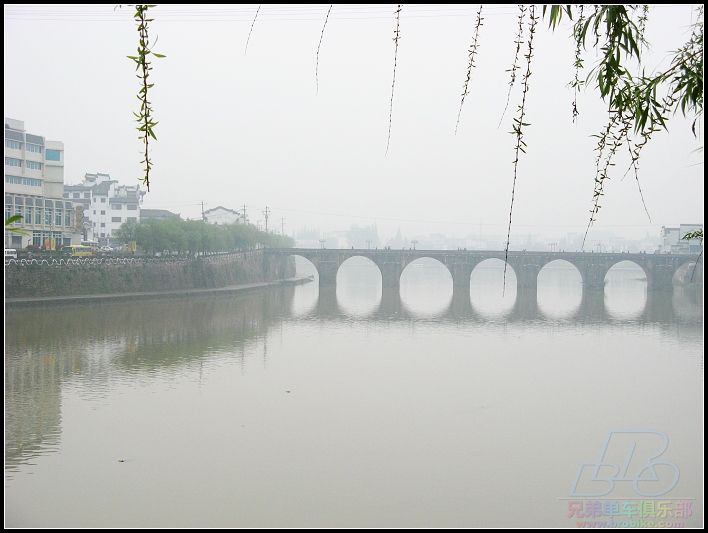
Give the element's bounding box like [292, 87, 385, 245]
[317, 259, 340, 289]
[580, 263, 609, 290]
[510, 286, 538, 319]
[503, 260, 539, 319]
[378, 261, 403, 289]
[577, 288, 606, 322]
[377, 287, 403, 317]
[642, 289, 675, 322]
[449, 288, 474, 317]
[450, 262, 477, 300]
[315, 286, 340, 317]
[645, 264, 675, 291]
[511, 262, 541, 291]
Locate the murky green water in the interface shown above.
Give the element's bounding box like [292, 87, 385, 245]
[5, 258, 703, 527]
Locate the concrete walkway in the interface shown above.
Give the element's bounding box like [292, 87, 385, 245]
[5, 277, 313, 307]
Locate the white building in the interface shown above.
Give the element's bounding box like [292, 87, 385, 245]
[659, 224, 703, 254]
[64, 173, 145, 245]
[4, 117, 78, 249]
[203, 206, 241, 225]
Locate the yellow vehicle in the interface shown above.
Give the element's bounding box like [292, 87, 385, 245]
[62, 245, 96, 257]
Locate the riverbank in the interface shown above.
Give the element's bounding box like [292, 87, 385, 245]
[5, 249, 296, 298]
[5, 276, 312, 307]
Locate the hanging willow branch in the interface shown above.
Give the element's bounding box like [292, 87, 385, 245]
[637, 5, 649, 50]
[315, 5, 333, 95]
[503, 5, 537, 293]
[499, 5, 526, 128]
[582, 111, 633, 247]
[245, 4, 261, 55]
[623, 131, 652, 222]
[455, 4, 484, 135]
[570, 5, 585, 122]
[128, 4, 165, 192]
[385, 5, 402, 156]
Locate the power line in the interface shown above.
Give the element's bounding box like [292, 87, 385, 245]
[263, 205, 270, 233]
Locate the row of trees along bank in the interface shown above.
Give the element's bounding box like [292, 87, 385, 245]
[114, 218, 294, 255]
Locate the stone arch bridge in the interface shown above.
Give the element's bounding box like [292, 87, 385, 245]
[265, 248, 700, 293]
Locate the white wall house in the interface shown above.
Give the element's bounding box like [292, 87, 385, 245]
[4, 117, 79, 249]
[64, 173, 145, 244]
[203, 206, 241, 225]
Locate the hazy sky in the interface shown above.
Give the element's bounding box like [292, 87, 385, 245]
[3, 4, 704, 243]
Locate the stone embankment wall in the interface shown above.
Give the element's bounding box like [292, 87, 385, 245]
[5, 250, 295, 298]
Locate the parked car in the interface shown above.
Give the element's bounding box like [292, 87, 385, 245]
[4, 248, 18, 260]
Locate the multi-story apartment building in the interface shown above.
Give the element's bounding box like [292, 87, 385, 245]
[4, 117, 77, 249]
[64, 173, 145, 244]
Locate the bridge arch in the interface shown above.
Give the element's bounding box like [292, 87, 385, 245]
[336, 256, 382, 316]
[673, 259, 703, 286]
[399, 257, 453, 316]
[287, 254, 320, 283]
[604, 260, 647, 319]
[284, 255, 320, 316]
[401, 255, 453, 278]
[469, 258, 517, 317]
[604, 260, 648, 285]
[537, 259, 583, 319]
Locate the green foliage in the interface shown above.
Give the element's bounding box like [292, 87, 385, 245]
[682, 229, 704, 241]
[504, 5, 539, 292]
[4, 214, 30, 236]
[499, 5, 527, 127]
[128, 4, 165, 191]
[125, 218, 294, 255]
[455, 4, 484, 135]
[543, 5, 703, 245]
[113, 219, 139, 243]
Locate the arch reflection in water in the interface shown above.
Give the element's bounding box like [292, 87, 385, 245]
[469, 259, 517, 318]
[537, 259, 583, 319]
[291, 256, 318, 316]
[604, 260, 647, 319]
[399, 257, 453, 317]
[336, 256, 382, 316]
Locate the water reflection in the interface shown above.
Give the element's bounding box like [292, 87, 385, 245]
[5, 275, 702, 526]
[5, 290, 294, 472]
[400, 258, 453, 317]
[536, 260, 583, 319]
[604, 261, 648, 319]
[336, 256, 382, 316]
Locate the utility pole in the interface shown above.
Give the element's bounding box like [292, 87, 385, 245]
[263, 206, 270, 233]
[242, 204, 248, 224]
[201, 201, 206, 222]
[281, 217, 285, 235]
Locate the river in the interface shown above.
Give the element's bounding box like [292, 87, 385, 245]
[4, 257, 703, 527]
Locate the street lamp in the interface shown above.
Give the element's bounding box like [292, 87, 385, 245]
[411, 239, 418, 250]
